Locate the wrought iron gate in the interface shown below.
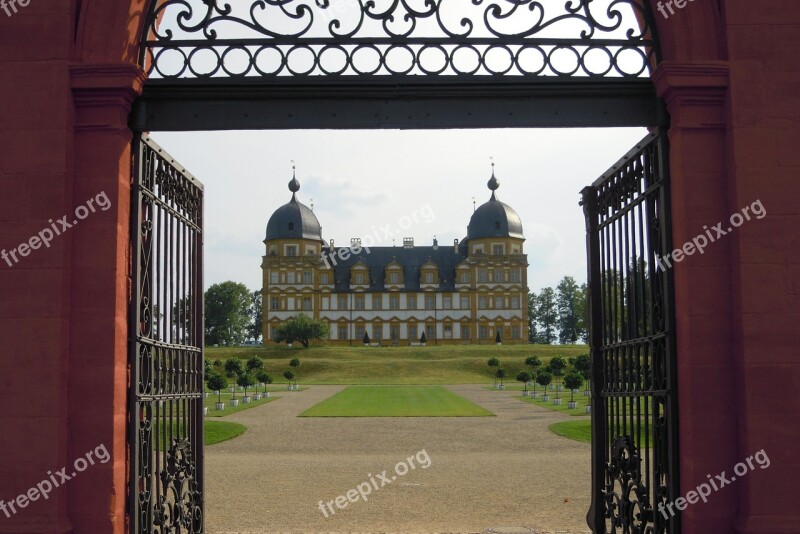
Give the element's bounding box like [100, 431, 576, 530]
[129, 135, 205, 533]
[581, 131, 679, 534]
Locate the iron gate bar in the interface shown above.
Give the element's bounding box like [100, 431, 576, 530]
[581, 131, 679, 534]
[129, 135, 205, 534]
[131, 79, 666, 131]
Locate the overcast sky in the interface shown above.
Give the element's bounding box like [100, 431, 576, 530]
[151, 128, 647, 294]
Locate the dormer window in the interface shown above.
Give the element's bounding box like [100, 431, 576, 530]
[355, 273, 364, 284]
[425, 272, 434, 283]
[390, 272, 399, 284]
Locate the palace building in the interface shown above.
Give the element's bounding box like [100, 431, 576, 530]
[261, 169, 529, 345]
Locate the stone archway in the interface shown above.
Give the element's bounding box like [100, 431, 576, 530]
[5, 1, 785, 533]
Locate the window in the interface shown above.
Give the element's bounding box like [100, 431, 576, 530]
[511, 296, 520, 308]
[305, 246, 316, 255]
[338, 325, 347, 340]
[390, 325, 399, 340]
[355, 272, 365, 284]
[460, 296, 469, 309]
[495, 296, 504, 309]
[424, 272, 434, 284]
[478, 296, 488, 308]
[479, 325, 488, 339]
[426, 325, 435, 339]
[355, 325, 365, 341]
[444, 324, 452, 339]
[488, 269, 494, 282]
[390, 272, 399, 284]
[459, 271, 470, 283]
[478, 269, 488, 283]
[322, 297, 329, 310]
[355, 295, 365, 310]
[407, 294, 417, 309]
[461, 325, 470, 339]
[512, 326, 521, 339]
[473, 245, 484, 254]
[442, 295, 452, 309]
[303, 271, 312, 284]
[372, 324, 382, 341]
[372, 294, 382, 310]
[408, 324, 417, 341]
[320, 273, 329, 284]
[338, 295, 348, 310]
[270, 297, 280, 310]
[302, 297, 312, 311]
[287, 272, 296, 284]
[425, 295, 435, 310]
[510, 269, 520, 282]
[492, 244, 504, 255]
[270, 272, 279, 284]
[286, 245, 297, 256]
[390, 295, 399, 310]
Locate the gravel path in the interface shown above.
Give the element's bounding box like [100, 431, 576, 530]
[205, 385, 592, 534]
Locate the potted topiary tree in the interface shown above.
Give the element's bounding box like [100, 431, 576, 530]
[548, 356, 567, 393]
[536, 371, 552, 402]
[363, 332, 370, 346]
[256, 370, 272, 398]
[573, 354, 591, 396]
[283, 370, 296, 390]
[564, 372, 584, 409]
[419, 331, 426, 346]
[207, 372, 227, 411]
[495, 368, 507, 389]
[238, 373, 256, 403]
[289, 358, 301, 390]
[224, 358, 243, 393]
[516, 371, 532, 396]
[495, 330, 502, 345]
[524, 356, 541, 397]
[247, 355, 264, 373]
[487, 357, 500, 388]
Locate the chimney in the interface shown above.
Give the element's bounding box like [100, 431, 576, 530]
[403, 237, 414, 248]
[432, 236, 438, 250]
[351, 238, 361, 249]
[453, 239, 459, 252]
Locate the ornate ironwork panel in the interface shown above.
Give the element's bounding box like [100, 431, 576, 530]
[129, 135, 205, 534]
[140, 0, 660, 81]
[581, 131, 679, 534]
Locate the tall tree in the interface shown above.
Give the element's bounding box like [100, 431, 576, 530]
[536, 287, 558, 344]
[556, 276, 584, 344]
[247, 290, 263, 342]
[575, 283, 589, 343]
[204, 281, 251, 345]
[528, 291, 542, 343]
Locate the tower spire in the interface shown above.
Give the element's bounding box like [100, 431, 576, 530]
[487, 156, 499, 200]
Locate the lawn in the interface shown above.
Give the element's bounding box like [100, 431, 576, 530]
[204, 390, 280, 417]
[548, 419, 654, 446]
[205, 421, 247, 445]
[207, 344, 587, 385]
[299, 385, 495, 417]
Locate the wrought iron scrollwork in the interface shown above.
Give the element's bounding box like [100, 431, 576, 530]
[604, 436, 651, 533]
[140, 0, 660, 79]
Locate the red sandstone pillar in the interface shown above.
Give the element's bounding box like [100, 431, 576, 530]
[68, 64, 144, 534]
[653, 62, 740, 534]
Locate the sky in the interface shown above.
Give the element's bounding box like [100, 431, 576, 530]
[151, 127, 647, 294]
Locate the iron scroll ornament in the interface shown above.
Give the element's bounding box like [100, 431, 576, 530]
[140, 0, 661, 79]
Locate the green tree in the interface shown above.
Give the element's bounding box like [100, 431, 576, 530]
[246, 355, 264, 372]
[572, 354, 591, 394]
[536, 371, 552, 396]
[419, 331, 427, 344]
[495, 368, 507, 386]
[255, 371, 272, 395]
[488, 357, 500, 386]
[363, 331, 371, 345]
[275, 314, 330, 348]
[283, 369, 296, 386]
[224, 358, 243, 378]
[575, 283, 589, 343]
[206, 373, 227, 404]
[204, 281, 251, 345]
[525, 356, 542, 393]
[516, 371, 532, 392]
[237, 373, 256, 397]
[290, 358, 301, 383]
[536, 287, 558, 344]
[549, 355, 567, 397]
[556, 276, 584, 344]
[172, 295, 193, 344]
[247, 290, 263, 342]
[564, 372, 584, 403]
